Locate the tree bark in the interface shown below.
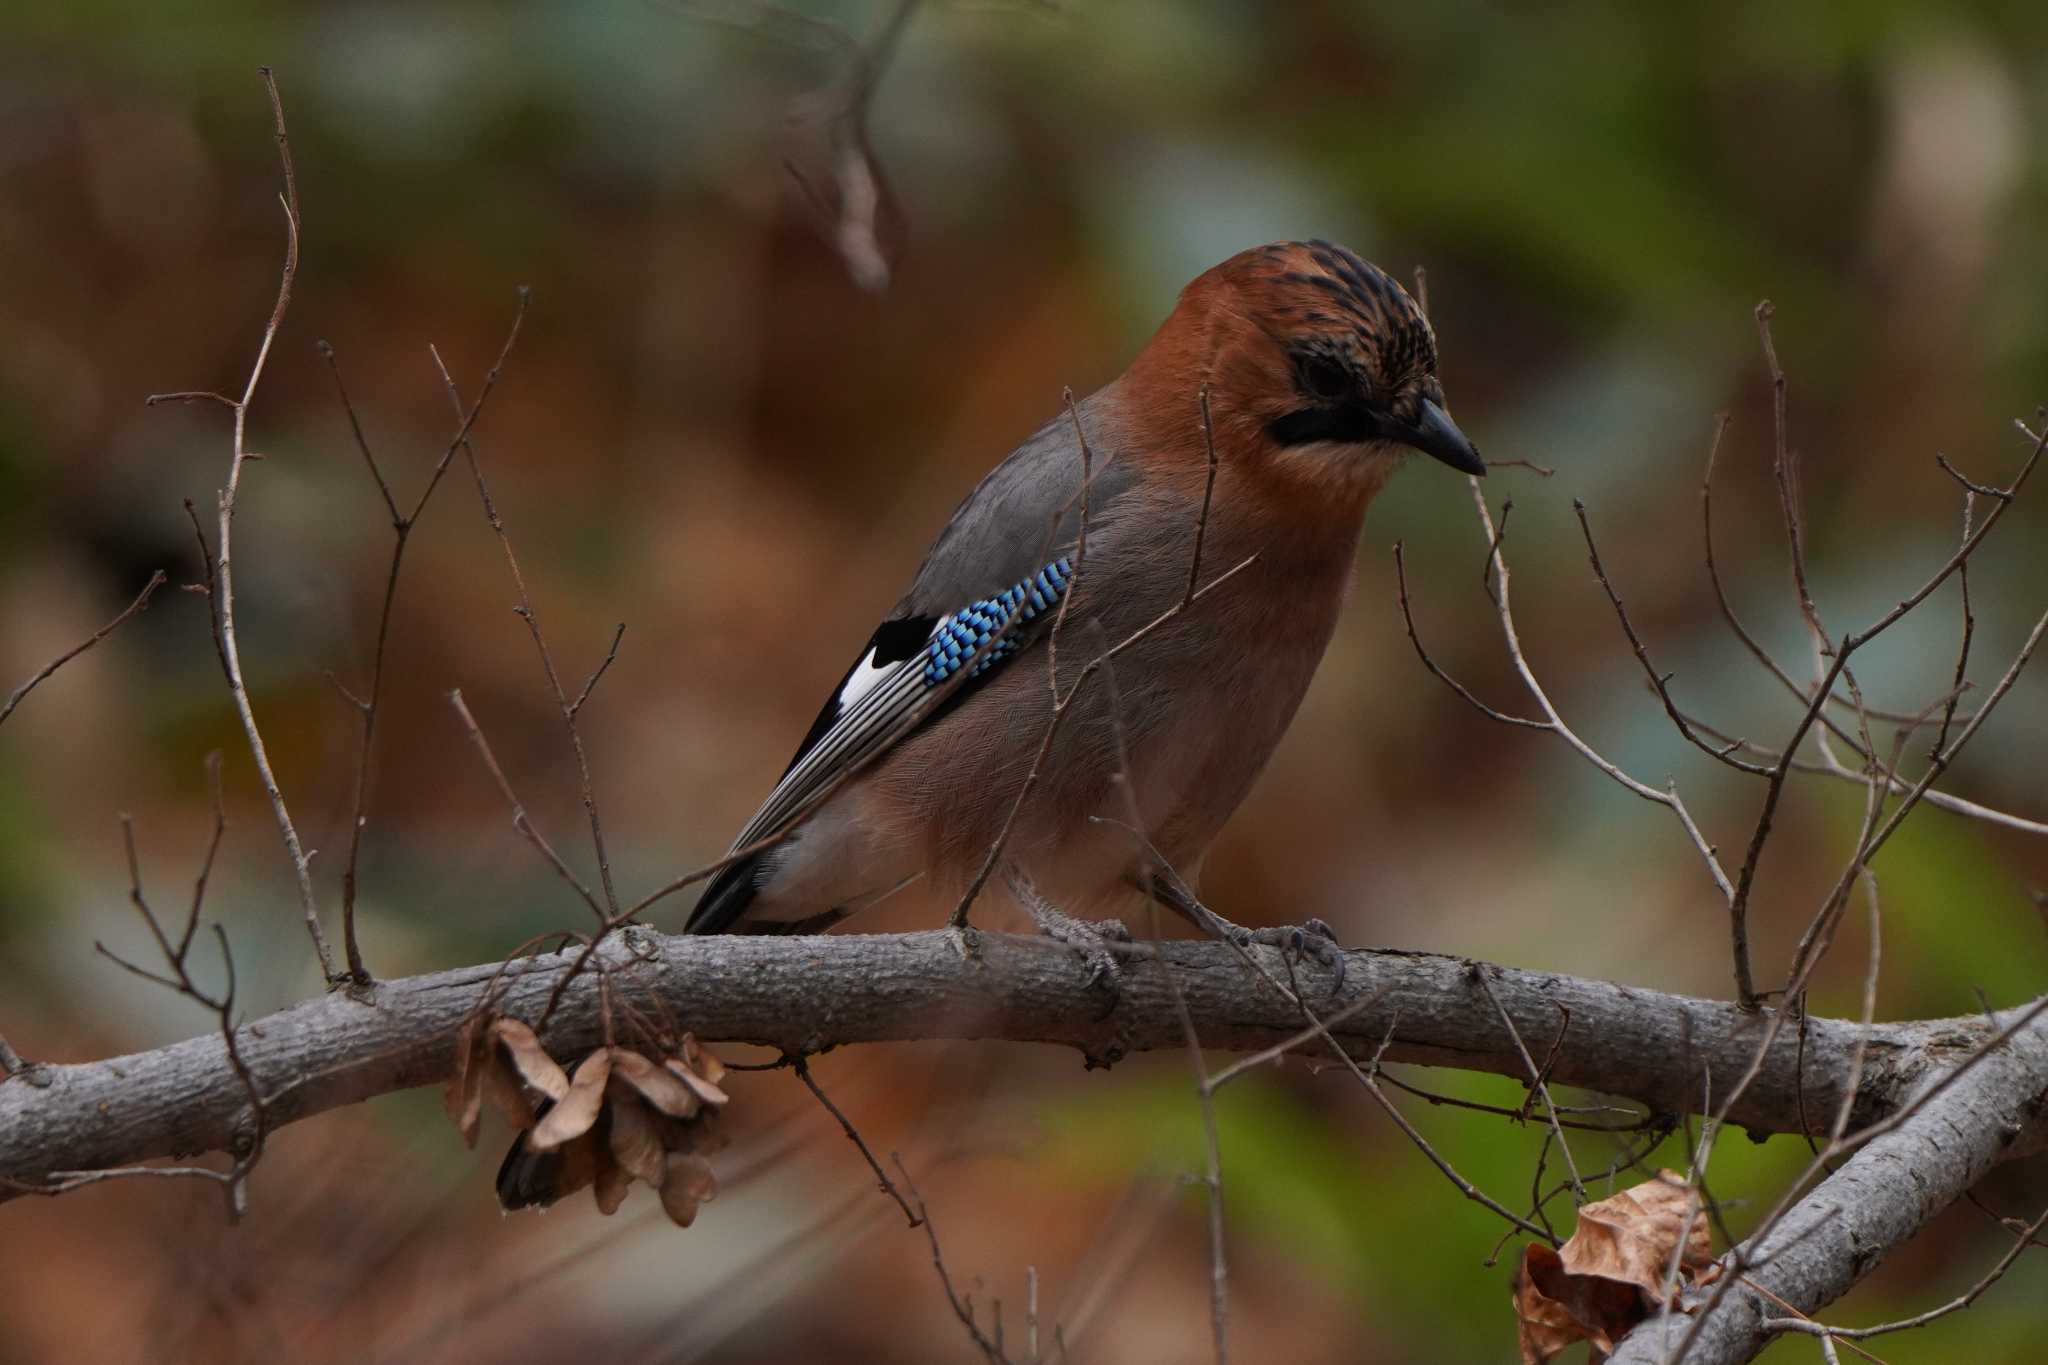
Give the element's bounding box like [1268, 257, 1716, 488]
[1607, 1004, 2048, 1364]
[4, 928, 2039, 1206]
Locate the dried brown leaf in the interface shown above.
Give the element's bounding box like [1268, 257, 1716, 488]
[607, 1085, 669, 1187]
[530, 1050, 611, 1151]
[1513, 1244, 1589, 1364]
[664, 1057, 731, 1108]
[1561, 1170, 1713, 1304]
[1510, 1171, 1717, 1360]
[610, 1047, 701, 1119]
[492, 1017, 570, 1101]
[659, 1151, 718, 1228]
[1516, 1243, 1639, 1360]
[442, 1014, 489, 1148]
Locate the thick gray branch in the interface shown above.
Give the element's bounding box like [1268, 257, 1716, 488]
[1609, 1003, 2048, 1364]
[1, 930, 2037, 1203]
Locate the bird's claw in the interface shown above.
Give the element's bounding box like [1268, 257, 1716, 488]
[1005, 867, 1133, 1011]
[1022, 900, 1129, 1016]
[1066, 918, 1130, 1015]
[1236, 917, 1346, 996]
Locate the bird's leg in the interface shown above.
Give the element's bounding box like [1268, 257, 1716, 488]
[1140, 864, 1346, 995]
[1005, 866, 1131, 1007]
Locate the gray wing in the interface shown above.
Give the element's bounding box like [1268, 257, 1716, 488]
[687, 386, 1136, 932]
[894, 386, 1137, 618]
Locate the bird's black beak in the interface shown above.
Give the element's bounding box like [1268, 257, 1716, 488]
[1394, 399, 1486, 477]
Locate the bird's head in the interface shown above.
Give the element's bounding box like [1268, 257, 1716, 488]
[1127, 240, 1485, 496]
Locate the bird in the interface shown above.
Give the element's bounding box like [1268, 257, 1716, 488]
[497, 239, 1482, 1209]
[684, 237, 1482, 947]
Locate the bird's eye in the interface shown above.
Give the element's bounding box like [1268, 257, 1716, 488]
[1298, 353, 1351, 403]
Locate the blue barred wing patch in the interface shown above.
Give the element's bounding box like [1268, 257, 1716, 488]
[924, 557, 1073, 686]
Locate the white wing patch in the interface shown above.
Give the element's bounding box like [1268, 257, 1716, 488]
[836, 645, 895, 710]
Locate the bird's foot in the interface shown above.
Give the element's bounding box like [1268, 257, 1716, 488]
[1036, 907, 1131, 1011]
[1145, 868, 1349, 997]
[1008, 870, 1131, 1012]
[1228, 916, 1347, 995]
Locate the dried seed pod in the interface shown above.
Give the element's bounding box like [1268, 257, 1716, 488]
[530, 1050, 612, 1151]
[443, 1014, 491, 1148]
[611, 1047, 702, 1119]
[592, 1140, 630, 1216]
[659, 1151, 719, 1228]
[663, 1057, 730, 1108]
[492, 1017, 570, 1102]
[607, 1085, 669, 1188]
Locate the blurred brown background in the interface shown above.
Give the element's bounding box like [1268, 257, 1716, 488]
[2, 2, 2045, 1361]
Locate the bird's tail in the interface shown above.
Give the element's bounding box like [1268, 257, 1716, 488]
[684, 852, 761, 935]
[495, 1113, 563, 1211]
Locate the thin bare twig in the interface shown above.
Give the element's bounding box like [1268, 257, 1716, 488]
[893, 1153, 1021, 1364]
[1369, 1069, 1656, 1134]
[1204, 993, 1384, 1092]
[950, 398, 1257, 931]
[1471, 965, 1584, 1202]
[71, 776, 262, 1218]
[447, 688, 607, 921]
[318, 295, 529, 984]
[949, 389, 1097, 927]
[0, 571, 166, 729]
[1159, 915, 1230, 1365]
[156, 69, 337, 982]
[1699, 415, 1980, 739]
[431, 328, 622, 927]
[1137, 857, 1562, 1247]
[1351, 1020, 1558, 1243]
[1665, 699, 2048, 837]
[1391, 543, 1544, 730]
[1486, 458, 1557, 476]
[570, 624, 628, 720]
[1933, 452, 2012, 503]
[1858, 601, 2048, 865]
[1046, 389, 1093, 702]
[1757, 303, 1826, 652]
[1781, 703, 1928, 1001]
[1716, 323, 2046, 1004]
[1463, 481, 1735, 908]
[1574, 501, 1771, 776]
[1185, 384, 1220, 608]
[1480, 496, 1512, 607]
[1931, 488, 1976, 759]
[790, 1053, 922, 1228]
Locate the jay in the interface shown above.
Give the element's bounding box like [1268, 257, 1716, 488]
[499, 239, 1482, 1210]
[688, 238, 1482, 960]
